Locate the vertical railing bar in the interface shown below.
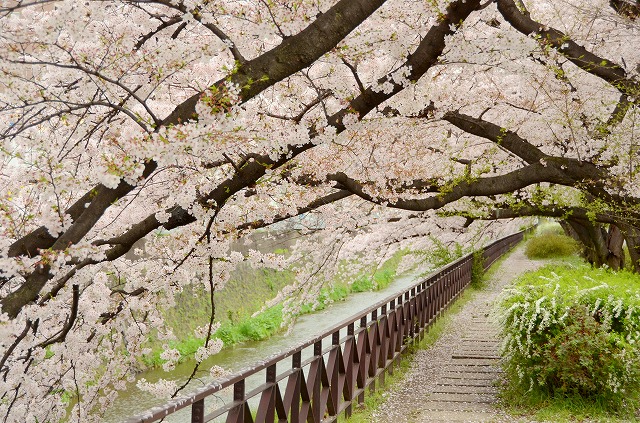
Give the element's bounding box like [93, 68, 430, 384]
[191, 399, 204, 423]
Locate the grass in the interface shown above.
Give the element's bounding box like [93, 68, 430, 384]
[140, 266, 293, 368]
[144, 305, 287, 366]
[299, 249, 410, 314]
[500, 385, 640, 422]
[497, 243, 640, 422]
[216, 305, 284, 345]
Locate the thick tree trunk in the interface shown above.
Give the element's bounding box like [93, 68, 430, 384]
[606, 224, 625, 270]
[560, 219, 624, 270]
[620, 223, 640, 273]
[561, 219, 605, 266]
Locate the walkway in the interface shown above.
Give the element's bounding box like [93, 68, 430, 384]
[372, 244, 543, 422]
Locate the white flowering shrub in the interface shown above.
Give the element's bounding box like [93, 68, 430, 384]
[498, 265, 640, 412]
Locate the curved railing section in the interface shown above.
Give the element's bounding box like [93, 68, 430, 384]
[127, 230, 527, 423]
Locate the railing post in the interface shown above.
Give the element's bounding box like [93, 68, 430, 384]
[226, 379, 246, 423]
[357, 315, 367, 400]
[344, 322, 355, 417]
[256, 364, 277, 422]
[328, 331, 340, 417]
[191, 399, 204, 423]
[292, 352, 302, 423]
[310, 341, 323, 422]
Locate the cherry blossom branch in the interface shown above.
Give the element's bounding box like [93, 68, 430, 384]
[262, 89, 332, 123]
[453, 203, 627, 226]
[134, 15, 183, 50]
[6, 0, 391, 261]
[148, 0, 247, 62]
[259, 0, 288, 39]
[328, 159, 588, 212]
[4, 0, 389, 261]
[610, 0, 640, 19]
[5, 56, 161, 128]
[98, 0, 485, 249]
[9, 0, 474, 264]
[235, 190, 353, 232]
[98, 287, 148, 325]
[497, 0, 640, 101]
[7, 189, 95, 258]
[0, 0, 56, 14]
[440, 111, 640, 208]
[2, 99, 152, 135]
[160, 0, 390, 126]
[341, 58, 366, 93]
[326, 0, 482, 128]
[2, 383, 21, 423]
[1, 0, 481, 319]
[169, 255, 218, 398]
[442, 110, 548, 165]
[595, 94, 633, 138]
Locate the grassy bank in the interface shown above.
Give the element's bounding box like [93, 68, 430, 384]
[494, 224, 640, 422]
[498, 263, 640, 421]
[141, 249, 414, 368]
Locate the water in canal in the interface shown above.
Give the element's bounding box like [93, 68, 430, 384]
[105, 269, 427, 422]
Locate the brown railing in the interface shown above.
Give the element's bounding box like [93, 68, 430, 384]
[126, 230, 526, 423]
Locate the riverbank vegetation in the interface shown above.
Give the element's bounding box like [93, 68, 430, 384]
[140, 248, 416, 369]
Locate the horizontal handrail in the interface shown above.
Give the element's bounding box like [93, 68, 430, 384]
[126, 229, 527, 423]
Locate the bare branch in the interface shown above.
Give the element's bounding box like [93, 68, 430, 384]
[134, 15, 183, 50]
[38, 285, 80, 348]
[341, 58, 366, 93]
[0, 321, 32, 380]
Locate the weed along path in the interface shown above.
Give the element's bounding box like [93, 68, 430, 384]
[372, 244, 543, 423]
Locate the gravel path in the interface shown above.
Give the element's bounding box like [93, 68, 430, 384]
[372, 244, 544, 423]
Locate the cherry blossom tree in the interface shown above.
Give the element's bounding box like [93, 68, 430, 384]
[1, 0, 639, 421]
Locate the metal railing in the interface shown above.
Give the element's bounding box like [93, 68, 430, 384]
[126, 230, 526, 423]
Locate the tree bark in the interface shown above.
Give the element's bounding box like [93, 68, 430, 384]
[606, 224, 625, 270]
[561, 219, 624, 270]
[620, 223, 640, 273]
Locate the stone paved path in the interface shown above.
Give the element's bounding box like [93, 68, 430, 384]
[372, 244, 544, 423]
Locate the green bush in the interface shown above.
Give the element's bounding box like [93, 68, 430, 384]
[470, 249, 485, 287]
[498, 264, 640, 414]
[525, 233, 579, 259]
[336, 249, 406, 293]
[422, 237, 464, 268]
[219, 305, 283, 344]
